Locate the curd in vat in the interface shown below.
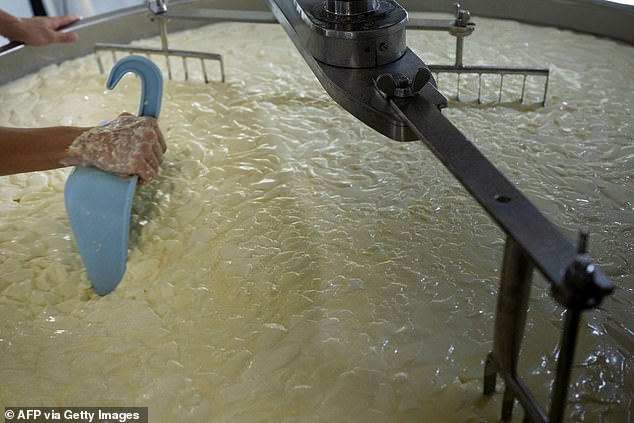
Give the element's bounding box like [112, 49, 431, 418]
[0, 16, 632, 422]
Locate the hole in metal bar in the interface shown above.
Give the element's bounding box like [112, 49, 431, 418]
[495, 194, 512, 203]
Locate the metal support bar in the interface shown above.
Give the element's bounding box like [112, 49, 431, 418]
[428, 65, 550, 77]
[549, 308, 582, 423]
[492, 237, 535, 420]
[391, 94, 576, 286]
[159, 8, 277, 23]
[455, 36, 464, 67]
[483, 237, 553, 423]
[407, 18, 467, 31]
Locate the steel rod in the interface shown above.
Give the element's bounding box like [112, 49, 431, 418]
[549, 307, 582, 423]
[428, 64, 549, 77]
[95, 44, 222, 61]
[455, 36, 464, 67]
[494, 237, 534, 420]
[162, 9, 277, 23]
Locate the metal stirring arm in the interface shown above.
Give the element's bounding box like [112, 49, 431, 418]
[378, 61, 612, 423]
[266, 0, 614, 422]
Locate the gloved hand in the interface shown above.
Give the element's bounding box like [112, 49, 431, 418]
[61, 113, 166, 183]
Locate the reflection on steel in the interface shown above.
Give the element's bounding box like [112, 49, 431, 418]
[163, 9, 276, 22]
[265, 0, 614, 422]
[408, 4, 550, 105]
[283, 0, 408, 68]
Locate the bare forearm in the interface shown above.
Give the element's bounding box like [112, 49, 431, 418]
[0, 126, 89, 176]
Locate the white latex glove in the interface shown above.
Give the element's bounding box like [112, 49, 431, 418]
[61, 113, 166, 183]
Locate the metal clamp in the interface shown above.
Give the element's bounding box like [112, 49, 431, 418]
[374, 68, 432, 98]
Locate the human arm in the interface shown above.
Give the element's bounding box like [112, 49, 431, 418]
[0, 114, 166, 183]
[0, 9, 79, 46]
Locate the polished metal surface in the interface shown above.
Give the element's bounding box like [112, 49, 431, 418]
[289, 0, 407, 68]
[325, 0, 379, 15]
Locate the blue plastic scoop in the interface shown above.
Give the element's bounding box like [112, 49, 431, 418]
[64, 55, 163, 295]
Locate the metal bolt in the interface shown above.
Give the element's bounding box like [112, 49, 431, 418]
[453, 2, 471, 27]
[395, 74, 410, 88]
[375, 68, 431, 98]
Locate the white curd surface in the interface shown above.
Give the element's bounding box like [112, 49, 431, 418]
[0, 15, 632, 422]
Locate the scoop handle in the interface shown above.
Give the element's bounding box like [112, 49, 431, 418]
[106, 55, 163, 118]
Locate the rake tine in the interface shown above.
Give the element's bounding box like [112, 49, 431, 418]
[542, 74, 549, 106]
[201, 59, 209, 84]
[183, 56, 189, 81]
[96, 53, 104, 74]
[219, 58, 226, 83]
[457, 72, 461, 101]
[498, 73, 504, 103]
[477, 73, 482, 104]
[520, 74, 527, 104]
[164, 54, 173, 80]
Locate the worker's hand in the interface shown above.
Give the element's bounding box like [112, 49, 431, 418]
[0, 14, 79, 46]
[62, 113, 167, 184]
